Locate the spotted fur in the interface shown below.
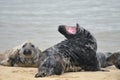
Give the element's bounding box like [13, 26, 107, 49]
[106, 51, 120, 69]
[35, 24, 100, 77]
[96, 52, 112, 68]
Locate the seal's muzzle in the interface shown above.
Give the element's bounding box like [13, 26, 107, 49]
[23, 49, 32, 56]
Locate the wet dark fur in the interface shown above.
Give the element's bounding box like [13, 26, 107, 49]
[35, 24, 100, 77]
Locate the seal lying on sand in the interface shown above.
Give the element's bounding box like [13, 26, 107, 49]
[106, 51, 120, 69]
[35, 23, 101, 77]
[96, 52, 112, 68]
[0, 41, 41, 67]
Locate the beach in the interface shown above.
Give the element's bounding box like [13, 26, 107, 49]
[0, 65, 120, 80]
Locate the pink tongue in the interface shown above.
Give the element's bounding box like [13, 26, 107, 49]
[67, 27, 76, 34]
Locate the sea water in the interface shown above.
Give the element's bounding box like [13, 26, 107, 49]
[0, 0, 120, 51]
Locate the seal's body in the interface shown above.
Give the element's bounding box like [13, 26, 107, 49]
[35, 24, 100, 77]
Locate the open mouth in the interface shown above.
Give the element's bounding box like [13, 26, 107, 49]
[65, 26, 77, 34]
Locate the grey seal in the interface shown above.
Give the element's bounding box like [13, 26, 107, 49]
[106, 51, 120, 69]
[35, 24, 101, 77]
[96, 52, 112, 68]
[0, 41, 41, 67]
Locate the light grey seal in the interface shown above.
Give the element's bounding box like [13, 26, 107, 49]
[0, 41, 42, 67]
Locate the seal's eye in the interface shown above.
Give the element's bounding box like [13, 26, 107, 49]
[31, 45, 35, 48]
[22, 43, 27, 48]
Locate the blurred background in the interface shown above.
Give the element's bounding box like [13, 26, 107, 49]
[0, 0, 120, 52]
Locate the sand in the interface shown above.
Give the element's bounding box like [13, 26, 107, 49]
[0, 65, 120, 80]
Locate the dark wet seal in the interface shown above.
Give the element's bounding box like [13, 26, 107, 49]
[0, 41, 42, 67]
[106, 51, 120, 69]
[35, 23, 103, 78]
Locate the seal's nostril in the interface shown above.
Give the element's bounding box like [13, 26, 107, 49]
[31, 45, 35, 48]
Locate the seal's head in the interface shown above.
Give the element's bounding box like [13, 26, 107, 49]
[35, 54, 64, 77]
[58, 23, 79, 39]
[19, 41, 40, 59]
[58, 23, 91, 39]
